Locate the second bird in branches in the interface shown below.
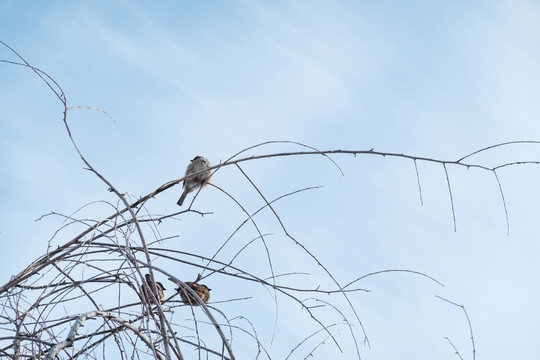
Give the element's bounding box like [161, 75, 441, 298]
[177, 156, 212, 206]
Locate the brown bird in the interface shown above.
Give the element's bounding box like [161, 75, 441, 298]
[177, 156, 212, 206]
[140, 274, 166, 304]
[177, 282, 211, 305]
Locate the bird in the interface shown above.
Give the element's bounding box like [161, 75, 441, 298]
[177, 156, 212, 206]
[177, 282, 211, 305]
[140, 274, 166, 304]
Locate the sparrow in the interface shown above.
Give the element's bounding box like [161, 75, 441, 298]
[177, 282, 211, 305]
[140, 273, 166, 304]
[177, 156, 212, 206]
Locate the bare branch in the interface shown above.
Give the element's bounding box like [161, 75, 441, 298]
[44, 311, 166, 360]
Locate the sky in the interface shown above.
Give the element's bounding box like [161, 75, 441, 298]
[1, 0, 540, 359]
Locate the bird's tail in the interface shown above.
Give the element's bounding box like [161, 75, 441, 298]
[177, 190, 187, 206]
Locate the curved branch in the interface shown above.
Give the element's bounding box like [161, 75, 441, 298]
[44, 311, 165, 360]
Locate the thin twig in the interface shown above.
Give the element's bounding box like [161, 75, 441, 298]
[435, 296, 476, 360]
[443, 163, 457, 232]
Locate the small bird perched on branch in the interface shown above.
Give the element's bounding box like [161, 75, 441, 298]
[140, 274, 166, 304]
[177, 282, 211, 305]
[177, 156, 212, 206]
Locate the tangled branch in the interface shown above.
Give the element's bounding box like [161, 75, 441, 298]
[1, 40, 538, 359]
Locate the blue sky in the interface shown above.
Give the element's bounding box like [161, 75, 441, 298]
[2, 1, 540, 359]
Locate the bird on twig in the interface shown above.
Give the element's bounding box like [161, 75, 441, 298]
[177, 156, 212, 206]
[140, 274, 165, 304]
[177, 282, 211, 305]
